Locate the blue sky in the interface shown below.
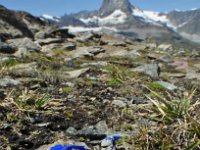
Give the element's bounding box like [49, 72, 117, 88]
[0, 0, 200, 16]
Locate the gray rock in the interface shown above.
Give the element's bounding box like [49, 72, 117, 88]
[77, 125, 104, 140]
[185, 69, 200, 80]
[131, 64, 160, 79]
[75, 32, 101, 42]
[41, 43, 61, 52]
[101, 139, 114, 150]
[99, 0, 133, 17]
[35, 27, 75, 39]
[65, 68, 89, 78]
[45, 27, 75, 38]
[81, 61, 108, 67]
[112, 100, 127, 108]
[35, 31, 46, 39]
[147, 53, 174, 63]
[10, 62, 38, 77]
[87, 47, 106, 55]
[6, 38, 41, 52]
[158, 44, 172, 50]
[157, 56, 174, 63]
[66, 127, 78, 136]
[155, 81, 178, 91]
[70, 49, 93, 59]
[0, 56, 9, 63]
[109, 49, 140, 59]
[0, 77, 20, 87]
[63, 43, 76, 51]
[77, 121, 108, 140]
[95, 120, 109, 134]
[36, 38, 64, 46]
[0, 40, 16, 53]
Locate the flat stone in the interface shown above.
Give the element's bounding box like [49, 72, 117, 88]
[112, 100, 126, 108]
[81, 61, 108, 67]
[158, 44, 172, 50]
[63, 43, 76, 51]
[10, 62, 38, 77]
[0, 77, 20, 87]
[76, 121, 108, 140]
[95, 120, 109, 134]
[87, 47, 106, 55]
[0, 40, 16, 53]
[70, 49, 93, 59]
[66, 127, 78, 136]
[131, 64, 160, 79]
[36, 38, 64, 46]
[155, 81, 178, 91]
[7, 38, 41, 51]
[65, 68, 89, 78]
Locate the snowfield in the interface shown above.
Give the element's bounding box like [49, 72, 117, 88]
[80, 9, 127, 25]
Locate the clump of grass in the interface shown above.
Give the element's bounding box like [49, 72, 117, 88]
[0, 65, 9, 78]
[38, 68, 65, 84]
[144, 86, 200, 149]
[75, 78, 96, 88]
[34, 94, 51, 110]
[62, 87, 75, 93]
[2, 58, 19, 67]
[102, 64, 133, 87]
[148, 82, 165, 92]
[52, 49, 65, 57]
[107, 78, 123, 87]
[117, 135, 131, 144]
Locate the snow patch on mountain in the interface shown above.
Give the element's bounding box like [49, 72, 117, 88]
[80, 9, 127, 25]
[41, 14, 60, 22]
[132, 9, 177, 29]
[65, 26, 118, 33]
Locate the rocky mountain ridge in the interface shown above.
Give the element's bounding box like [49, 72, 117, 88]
[0, 5, 49, 41]
[59, 0, 200, 46]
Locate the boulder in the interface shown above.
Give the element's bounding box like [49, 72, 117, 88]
[76, 121, 108, 140]
[131, 64, 160, 79]
[41, 43, 61, 52]
[109, 49, 140, 59]
[87, 47, 106, 55]
[6, 38, 41, 53]
[112, 100, 127, 108]
[45, 27, 75, 39]
[10, 62, 38, 77]
[75, 32, 101, 43]
[70, 49, 93, 59]
[0, 40, 16, 53]
[63, 43, 76, 51]
[35, 31, 46, 39]
[0, 77, 21, 87]
[158, 44, 172, 51]
[36, 38, 65, 46]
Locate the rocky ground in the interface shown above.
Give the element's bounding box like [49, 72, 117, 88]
[0, 26, 200, 150]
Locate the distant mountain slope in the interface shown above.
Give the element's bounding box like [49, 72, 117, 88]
[0, 5, 48, 41]
[58, 0, 200, 47]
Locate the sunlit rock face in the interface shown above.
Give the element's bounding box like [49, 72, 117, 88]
[99, 0, 134, 17]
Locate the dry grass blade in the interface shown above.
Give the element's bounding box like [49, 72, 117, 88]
[187, 115, 200, 138]
[143, 85, 171, 108]
[145, 95, 166, 116]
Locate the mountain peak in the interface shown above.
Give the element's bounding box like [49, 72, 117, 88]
[99, 0, 134, 17]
